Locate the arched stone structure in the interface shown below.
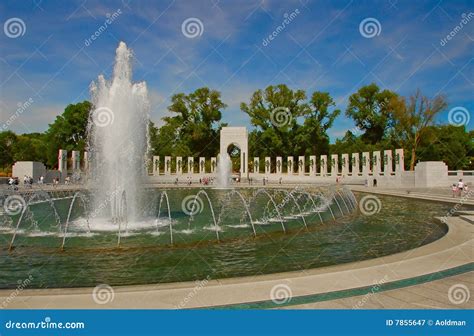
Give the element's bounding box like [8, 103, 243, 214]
[220, 127, 248, 176]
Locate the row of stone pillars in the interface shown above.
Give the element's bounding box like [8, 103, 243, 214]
[152, 156, 218, 175]
[151, 149, 405, 176]
[57, 149, 89, 173]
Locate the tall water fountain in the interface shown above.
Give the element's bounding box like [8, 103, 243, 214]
[88, 42, 150, 222]
[216, 153, 232, 188]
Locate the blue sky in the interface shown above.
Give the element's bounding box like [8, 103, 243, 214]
[1, 0, 472, 141]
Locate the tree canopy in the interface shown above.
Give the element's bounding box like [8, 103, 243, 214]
[1, 84, 472, 173]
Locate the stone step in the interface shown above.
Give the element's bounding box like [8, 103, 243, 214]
[459, 215, 474, 225]
[457, 210, 474, 216]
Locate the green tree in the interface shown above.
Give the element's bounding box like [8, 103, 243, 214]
[346, 83, 397, 144]
[295, 91, 340, 157]
[12, 133, 48, 163]
[45, 101, 91, 167]
[154, 88, 226, 157]
[0, 131, 17, 170]
[417, 125, 471, 169]
[390, 90, 447, 170]
[241, 84, 309, 157]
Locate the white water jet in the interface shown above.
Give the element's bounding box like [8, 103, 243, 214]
[88, 41, 150, 221]
[216, 153, 232, 189]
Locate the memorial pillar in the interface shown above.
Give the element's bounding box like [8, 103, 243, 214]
[362, 152, 371, 176]
[309, 155, 316, 175]
[177, 157, 183, 175]
[395, 148, 404, 174]
[341, 153, 349, 176]
[372, 151, 381, 176]
[320, 155, 327, 176]
[351, 153, 360, 176]
[265, 157, 271, 174]
[384, 150, 393, 175]
[330, 154, 339, 176]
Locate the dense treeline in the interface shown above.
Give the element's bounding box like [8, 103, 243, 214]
[1, 84, 472, 174]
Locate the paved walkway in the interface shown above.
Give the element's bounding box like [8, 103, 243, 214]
[350, 186, 474, 206]
[284, 272, 473, 309]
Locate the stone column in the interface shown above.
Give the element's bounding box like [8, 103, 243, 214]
[153, 156, 160, 176]
[210, 157, 217, 173]
[83, 151, 89, 172]
[199, 157, 206, 174]
[351, 153, 359, 176]
[330, 154, 339, 176]
[265, 157, 271, 174]
[395, 148, 404, 174]
[276, 157, 282, 174]
[341, 154, 349, 176]
[320, 155, 327, 176]
[58, 149, 67, 174]
[188, 157, 194, 174]
[287, 156, 294, 174]
[177, 157, 183, 175]
[254, 157, 259, 174]
[309, 155, 316, 175]
[362, 152, 371, 176]
[384, 150, 393, 175]
[165, 156, 171, 175]
[372, 151, 381, 176]
[298, 156, 305, 176]
[71, 151, 80, 171]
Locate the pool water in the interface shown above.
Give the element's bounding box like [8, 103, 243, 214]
[0, 189, 452, 289]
